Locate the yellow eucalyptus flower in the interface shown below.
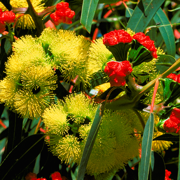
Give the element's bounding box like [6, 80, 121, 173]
[0, 77, 17, 107]
[84, 110, 139, 175]
[42, 103, 69, 136]
[88, 38, 113, 77]
[38, 28, 91, 89]
[13, 65, 57, 118]
[61, 93, 96, 124]
[152, 131, 172, 153]
[0, 0, 45, 29]
[53, 135, 81, 165]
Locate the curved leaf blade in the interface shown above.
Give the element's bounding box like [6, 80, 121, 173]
[80, 0, 99, 33]
[0, 134, 44, 180]
[139, 113, 154, 180]
[153, 133, 179, 142]
[150, 151, 165, 180]
[77, 105, 102, 180]
[127, 0, 165, 33]
[153, 8, 176, 56]
[156, 54, 176, 73]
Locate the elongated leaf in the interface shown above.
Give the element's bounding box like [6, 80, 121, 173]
[153, 134, 179, 142]
[127, 0, 165, 33]
[153, 8, 176, 56]
[3, 110, 23, 160]
[156, 54, 176, 73]
[139, 113, 154, 180]
[150, 151, 165, 180]
[126, 7, 175, 56]
[80, 0, 99, 33]
[77, 105, 102, 180]
[0, 134, 44, 180]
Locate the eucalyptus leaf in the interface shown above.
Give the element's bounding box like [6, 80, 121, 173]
[127, 0, 165, 33]
[153, 133, 179, 142]
[156, 54, 176, 74]
[77, 105, 102, 180]
[150, 151, 165, 180]
[80, 0, 99, 33]
[0, 134, 45, 180]
[153, 8, 176, 56]
[139, 113, 154, 180]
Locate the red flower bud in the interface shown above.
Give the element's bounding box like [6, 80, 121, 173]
[103, 29, 132, 46]
[104, 60, 132, 87]
[133, 32, 157, 58]
[163, 108, 180, 134]
[0, 11, 15, 23]
[50, 2, 75, 25]
[167, 73, 180, 83]
[165, 169, 171, 180]
[51, 171, 62, 180]
[56, 2, 69, 10]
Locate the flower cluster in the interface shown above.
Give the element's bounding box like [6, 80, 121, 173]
[0, 8, 15, 33]
[50, 2, 75, 25]
[133, 32, 157, 58]
[42, 93, 140, 176]
[104, 60, 133, 86]
[103, 29, 133, 46]
[167, 73, 180, 83]
[163, 108, 180, 134]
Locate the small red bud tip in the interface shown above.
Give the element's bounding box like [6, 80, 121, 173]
[104, 60, 132, 87]
[50, 2, 75, 25]
[103, 29, 132, 46]
[133, 32, 157, 58]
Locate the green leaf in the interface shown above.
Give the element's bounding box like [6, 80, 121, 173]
[77, 105, 102, 180]
[3, 110, 23, 160]
[139, 113, 154, 180]
[127, 0, 165, 33]
[150, 151, 165, 180]
[161, 78, 180, 106]
[99, 0, 120, 3]
[153, 134, 179, 142]
[89, 70, 109, 89]
[4, 39, 12, 54]
[153, 8, 176, 56]
[0, 134, 44, 180]
[80, 0, 99, 33]
[156, 54, 176, 74]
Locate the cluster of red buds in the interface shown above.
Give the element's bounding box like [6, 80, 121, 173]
[25, 171, 63, 180]
[0, 8, 15, 33]
[163, 108, 180, 134]
[167, 73, 180, 83]
[103, 29, 133, 46]
[133, 32, 157, 58]
[165, 169, 171, 180]
[50, 2, 75, 25]
[104, 60, 133, 86]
